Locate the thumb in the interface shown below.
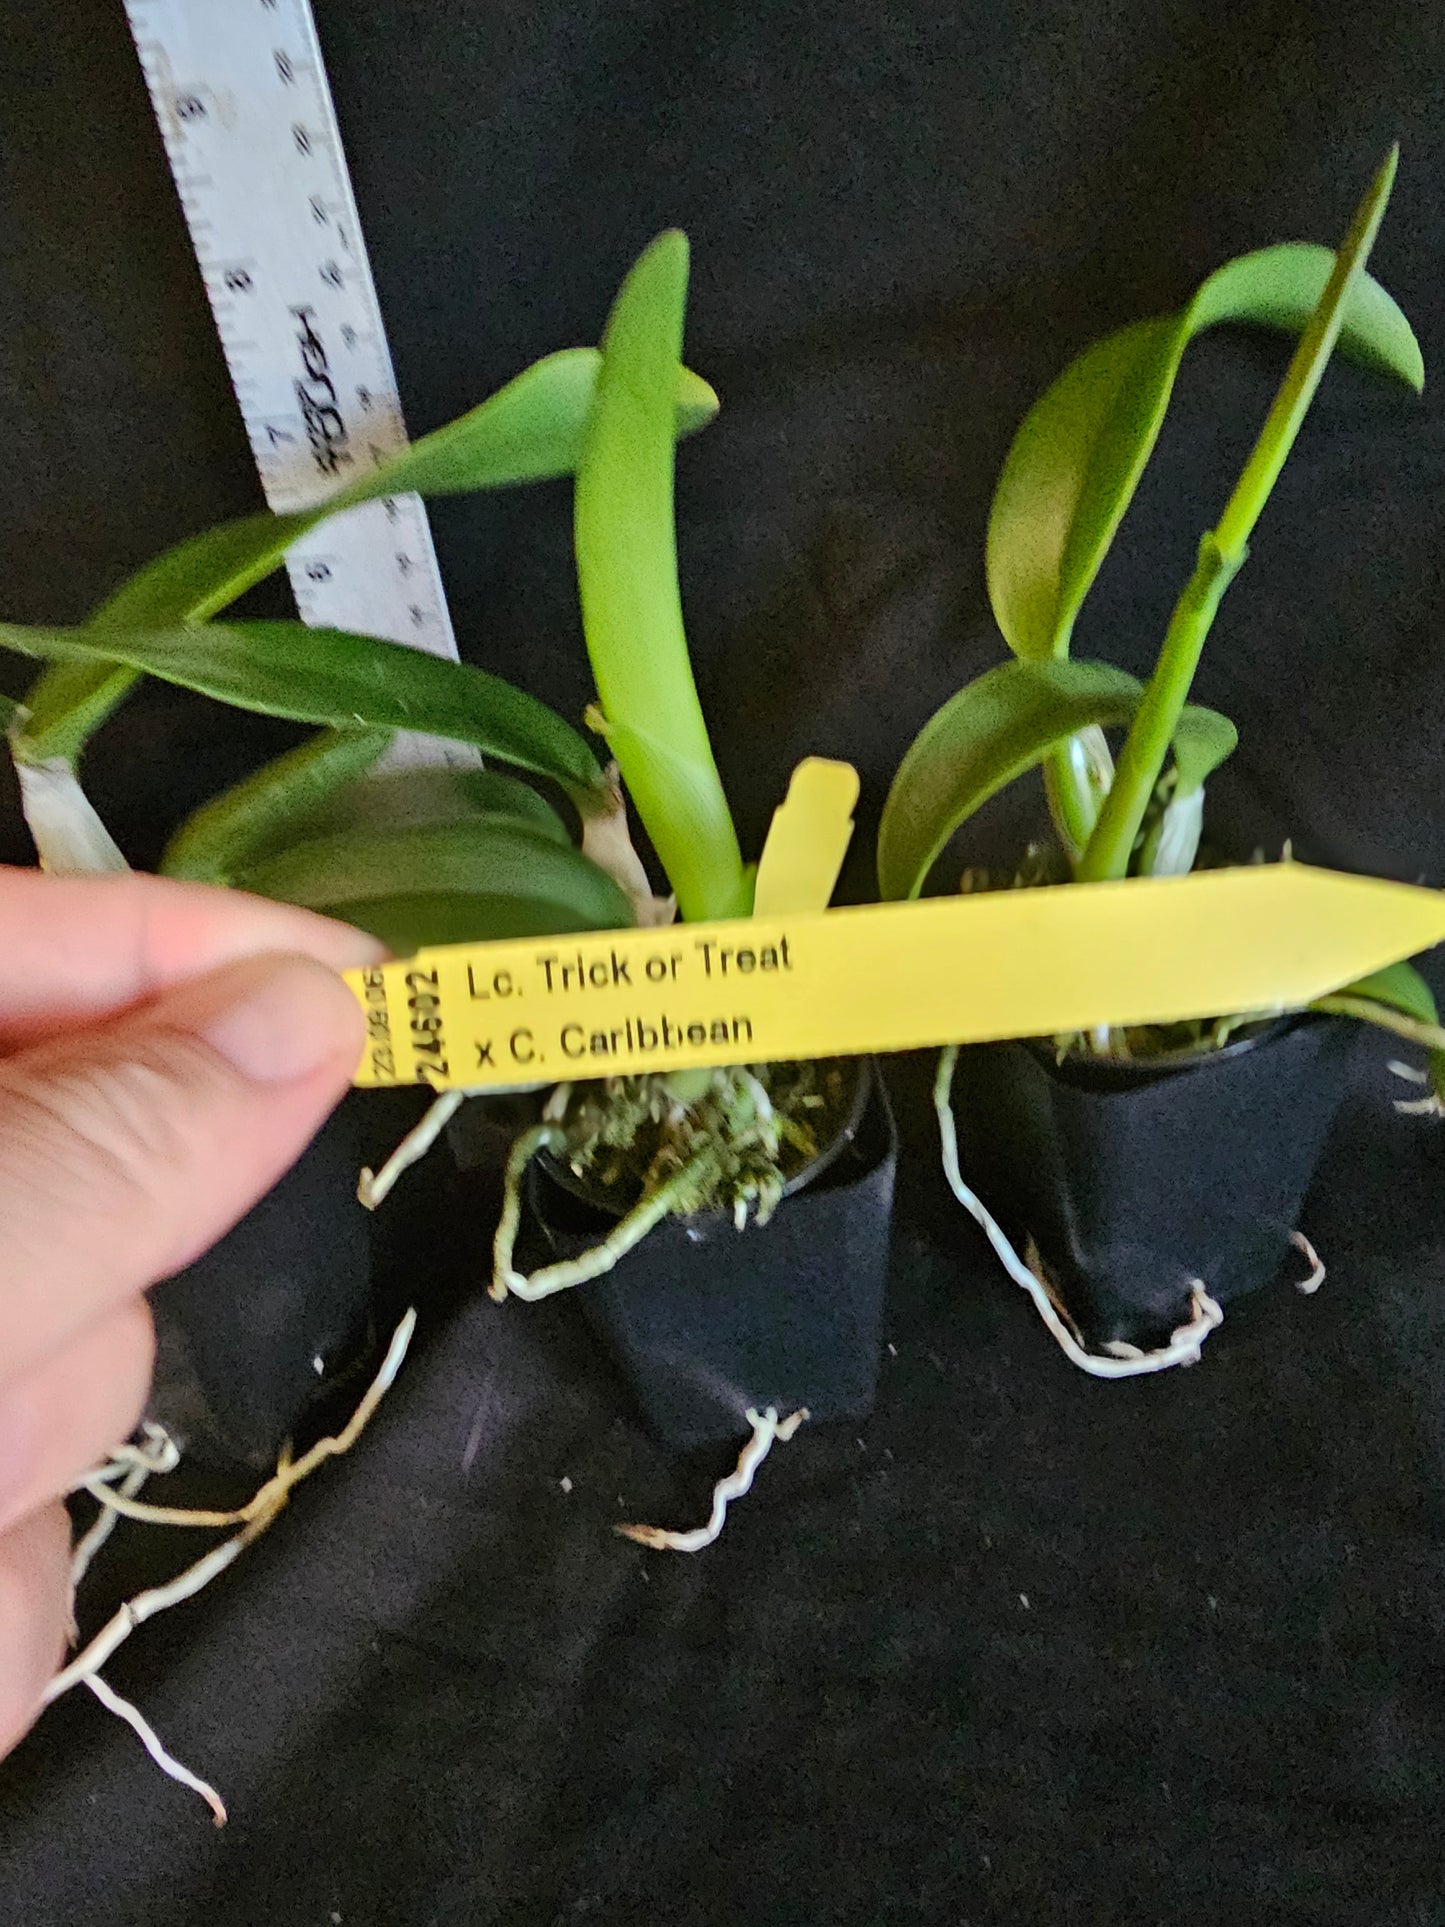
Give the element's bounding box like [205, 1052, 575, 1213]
[0, 952, 367, 1390]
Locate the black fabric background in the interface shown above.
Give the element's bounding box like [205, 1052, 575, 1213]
[3, 2, 1445, 1920]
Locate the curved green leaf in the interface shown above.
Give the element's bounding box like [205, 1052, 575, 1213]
[0, 618, 606, 805]
[576, 231, 747, 924]
[588, 709, 754, 918]
[1316, 957, 1445, 1104]
[21, 350, 721, 764]
[166, 753, 570, 888]
[1077, 150, 1400, 883]
[987, 246, 1423, 663]
[13, 659, 139, 768]
[160, 727, 392, 883]
[1188, 242, 1422, 380]
[0, 691, 21, 732]
[876, 657, 1235, 900]
[1169, 706, 1239, 795]
[234, 818, 633, 953]
[275, 765, 569, 847]
[1335, 957, 1440, 1025]
[90, 352, 719, 633]
[293, 893, 599, 955]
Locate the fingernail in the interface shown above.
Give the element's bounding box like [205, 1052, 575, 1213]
[198, 953, 362, 1084]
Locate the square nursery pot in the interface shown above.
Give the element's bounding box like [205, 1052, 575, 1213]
[146, 1089, 438, 1471]
[520, 1060, 898, 1450]
[949, 1015, 1361, 1355]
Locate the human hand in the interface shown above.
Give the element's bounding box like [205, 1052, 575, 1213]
[0, 866, 382, 1759]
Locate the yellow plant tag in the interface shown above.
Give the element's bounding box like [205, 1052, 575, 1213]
[752, 757, 860, 917]
[347, 862, 1445, 1090]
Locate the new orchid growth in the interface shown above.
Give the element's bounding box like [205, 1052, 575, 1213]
[574, 230, 751, 924]
[878, 150, 1444, 1081]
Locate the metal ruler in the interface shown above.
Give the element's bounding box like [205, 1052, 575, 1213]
[122, 0, 467, 768]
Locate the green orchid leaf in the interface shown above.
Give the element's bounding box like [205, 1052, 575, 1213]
[271, 764, 570, 848]
[168, 753, 573, 892]
[355, 351, 720, 506]
[13, 660, 143, 768]
[166, 756, 573, 887]
[1317, 956, 1445, 1104]
[987, 246, 1422, 664]
[575, 231, 748, 924]
[90, 352, 719, 631]
[94, 510, 311, 632]
[234, 818, 633, 953]
[1168, 706, 1239, 795]
[877, 657, 1235, 900]
[587, 708, 754, 917]
[285, 892, 589, 955]
[0, 618, 606, 804]
[1334, 957, 1440, 1025]
[158, 727, 393, 883]
[20, 349, 720, 765]
[1185, 241, 1422, 379]
[0, 691, 21, 732]
[1077, 150, 1402, 884]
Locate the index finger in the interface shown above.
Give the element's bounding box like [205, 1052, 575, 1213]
[0, 867, 384, 1045]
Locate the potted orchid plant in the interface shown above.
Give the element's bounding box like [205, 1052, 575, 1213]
[1, 233, 896, 1457]
[876, 149, 1445, 1374]
[480, 230, 897, 1452]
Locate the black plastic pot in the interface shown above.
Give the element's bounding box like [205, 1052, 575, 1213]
[948, 1015, 1361, 1354]
[520, 1061, 897, 1449]
[146, 1088, 435, 1470]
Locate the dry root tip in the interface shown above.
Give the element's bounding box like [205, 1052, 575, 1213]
[85, 1674, 227, 1827]
[613, 1523, 676, 1550]
[615, 1405, 809, 1554]
[358, 1089, 468, 1209]
[1387, 1060, 1445, 1117]
[578, 761, 677, 928]
[1290, 1229, 1326, 1294]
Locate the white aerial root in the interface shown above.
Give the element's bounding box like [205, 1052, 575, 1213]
[69, 1423, 180, 1599]
[934, 1046, 1224, 1380]
[357, 1090, 470, 1208]
[48, 1308, 417, 1823]
[85, 1674, 227, 1827]
[1388, 1059, 1445, 1118]
[81, 1425, 181, 1485]
[1289, 1230, 1326, 1295]
[73, 1308, 417, 1535]
[616, 1406, 809, 1553]
[49, 1509, 271, 1705]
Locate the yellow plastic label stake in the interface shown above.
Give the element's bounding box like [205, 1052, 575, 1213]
[752, 757, 859, 917]
[346, 862, 1445, 1090]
